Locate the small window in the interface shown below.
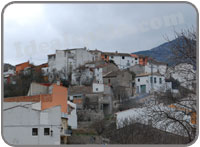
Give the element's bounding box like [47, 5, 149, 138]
[96, 88, 98, 91]
[154, 77, 157, 83]
[104, 55, 107, 58]
[44, 128, 50, 135]
[111, 56, 113, 59]
[122, 56, 125, 59]
[159, 78, 162, 84]
[150, 77, 153, 83]
[132, 83, 135, 87]
[138, 78, 140, 82]
[32, 128, 38, 136]
[135, 58, 138, 60]
[108, 79, 111, 84]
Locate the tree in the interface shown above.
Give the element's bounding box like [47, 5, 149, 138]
[147, 28, 197, 142]
[4, 66, 47, 97]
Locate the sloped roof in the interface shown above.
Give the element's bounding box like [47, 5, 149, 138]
[102, 52, 131, 57]
[136, 72, 162, 77]
[148, 58, 167, 65]
[103, 70, 119, 78]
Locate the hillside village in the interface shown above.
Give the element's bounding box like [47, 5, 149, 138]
[3, 46, 196, 144]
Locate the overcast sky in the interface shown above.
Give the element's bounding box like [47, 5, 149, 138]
[4, 3, 197, 65]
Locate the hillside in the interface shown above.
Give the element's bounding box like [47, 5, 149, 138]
[133, 38, 182, 66]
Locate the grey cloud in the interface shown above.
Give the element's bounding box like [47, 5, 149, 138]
[4, 3, 197, 65]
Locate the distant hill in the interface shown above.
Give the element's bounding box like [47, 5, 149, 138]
[4, 63, 15, 72]
[133, 38, 182, 66]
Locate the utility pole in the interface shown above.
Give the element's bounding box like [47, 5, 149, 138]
[151, 61, 154, 93]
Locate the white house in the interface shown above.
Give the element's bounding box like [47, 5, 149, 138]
[102, 52, 135, 69]
[145, 59, 168, 75]
[67, 101, 77, 129]
[92, 83, 104, 93]
[48, 48, 98, 75]
[135, 72, 171, 94]
[94, 67, 103, 84]
[3, 104, 62, 145]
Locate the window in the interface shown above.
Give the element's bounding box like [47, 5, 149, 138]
[111, 56, 113, 59]
[108, 79, 111, 84]
[138, 78, 140, 82]
[32, 128, 38, 136]
[104, 55, 107, 58]
[150, 77, 153, 83]
[159, 78, 162, 84]
[154, 77, 157, 83]
[44, 128, 50, 135]
[132, 82, 135, 87]
[96, 88, 98, 91]
[135, 58, 138, 60]
[122, 56, 125, 59]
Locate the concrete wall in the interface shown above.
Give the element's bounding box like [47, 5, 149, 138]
[94, 68, 103, 84]
[129, 64, 145, 75]
[27, 82, 49, 96]
[3, 106, 61, 145]
[92, 83, 104, 93]
[135, 75, 166, 94]
[42, 84, 68, 113]
[102, 63, 118, 75]
[145, 63, 167, 75]
[67, 101, 78, 129]
[48, 49, 95, 76]
[110, 56, 134, 69]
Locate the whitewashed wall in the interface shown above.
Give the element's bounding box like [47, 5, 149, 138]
[135, 75, 166, 93]
[94, 68, 103, 84]
[93, 83, 104, 93]
[110, 56, 135, 69]
[67, 101, 77, 129]
[3, 106, 61, 145]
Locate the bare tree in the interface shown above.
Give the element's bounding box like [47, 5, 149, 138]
[147, 28, 197, 142]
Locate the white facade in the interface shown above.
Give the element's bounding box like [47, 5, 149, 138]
[135, 73, 168, 94]
[94, 67, 103, 84]
[109, 55, 135, 69]
[48, 48, 96, 74]
[3, 105, 61, 145]
[144, 62, 167, 75]
[92, 83, 104, 93]
[67, 101, 77, 129]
